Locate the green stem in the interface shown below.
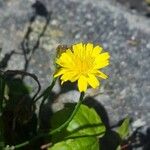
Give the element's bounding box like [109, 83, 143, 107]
[14, 92, 84, 149]
[14, 141, 29, 149]
[34, 78, 56, 103]
[38, 78, 56, 130]
[49, 92, 84, 135]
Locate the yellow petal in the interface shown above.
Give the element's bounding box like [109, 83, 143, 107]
[96, 52, 110, 61]
[78, 75, 88, 92]
[54, 69, 67, 78]
[56, 53, 74, 68]
[92, 45, 103, 57]
[61, 73, 70, 81]
[94, 61, 110, 69]
[61, 71, 79, 83]
[96, 71, 108, 79]
[87, 74, 99, 88]
[76, 43, 83, 49]
[86, 43, 93, 51]
[66, 49, 74, 57]
[86, 43, 93, 57]
[73, 43, 83, 57]
[70, 73, 80, 82]
[78, 43, 85, 58]
[94, 52, 110, 69]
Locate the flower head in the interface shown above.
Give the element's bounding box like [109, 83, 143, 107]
[54, 43, 110, 92]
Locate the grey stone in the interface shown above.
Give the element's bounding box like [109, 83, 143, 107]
[0, 0, 150, 135]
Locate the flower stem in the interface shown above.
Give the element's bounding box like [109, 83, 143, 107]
[14, 141, 29, 149]
[14, 92, 85, 149]
[34, 78, 56, 103]
[49, 92, 84, 135]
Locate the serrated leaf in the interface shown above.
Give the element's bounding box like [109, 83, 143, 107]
[49, 136, 99, 150]
[117, 117, 130, 139]
[51, 104, 106, 148]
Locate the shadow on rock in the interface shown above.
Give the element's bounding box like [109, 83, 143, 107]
[21, 0, 52, 73]
[1, 71, 38, 149]
[83, 96, 121, 150]
[0, 1, 52, 73]
[0, 49, 23, 70]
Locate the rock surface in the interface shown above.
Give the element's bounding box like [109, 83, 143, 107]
[0, 0, 150, 139]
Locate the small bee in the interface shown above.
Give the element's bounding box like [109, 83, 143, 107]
[56, 44, 72, 57]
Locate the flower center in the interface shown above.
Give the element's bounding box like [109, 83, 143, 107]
[75, 57, 94, 75]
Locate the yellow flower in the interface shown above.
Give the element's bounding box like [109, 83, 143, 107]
[54, 43, 110, 92]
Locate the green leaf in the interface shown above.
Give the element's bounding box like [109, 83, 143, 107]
[67, 104, 105, 137]
[50, 104, 105, 149]
[6, 79, 31, 96]
[49, 136, 99, 150]
[116, 145, 121, 150]
[117, 117, 130, 139]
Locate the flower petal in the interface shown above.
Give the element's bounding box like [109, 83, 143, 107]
[96, 52, 110, 61]
[94, 61, 109, 69]
[96, 71, 108, 79]
[87, 74, 99, 88]
[94, 52, 110, 69]
[78, 75, 88, 92]
[86, 43, 94, 57]
[54, 69, 67, 78]
[66, 49, 73, 56]
[60, 71, 79, 83]
[73, 43, 83, 57]
[92, 45, 103, 57]
[56, 53, 75, 68]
